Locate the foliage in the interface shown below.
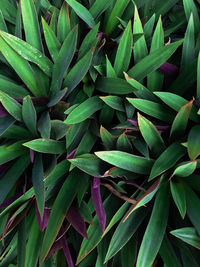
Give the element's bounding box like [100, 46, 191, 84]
[0, 0, 200, 266]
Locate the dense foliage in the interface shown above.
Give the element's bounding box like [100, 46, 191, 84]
[0, 0, 200, 266]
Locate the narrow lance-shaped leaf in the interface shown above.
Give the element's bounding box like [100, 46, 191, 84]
[0, 37, 42, 97]
[22, 96, 37, 135]
[95, 151, 154, 174]
[64, 96, 103, 124]
[188, 125, 200, 160]
[127, 39, 183, 81]
[171, 161, 197, 178]
[38, 112, 51, 140]
[21, 0, 44, 52]
[65, 0, 95, 27]
[50, 26, 78, 95]
[170, 100, 193, 141]
[171, 227, 200, 250]
[136, 182, 170, 267]
[57, 2, 70, 43]
[0, 90, 22, 121]
[100, 96, 124, 112]
[40, 168, 81, 263]
[114, 21, 133, 77]
[0, 30, 53, 77]
[149, 142, 186, 181]
[91, 177, 106, 233]
[42, 17, 61, 62]
[100, 126, 115, 150]
[23, 139, 66, 154]
[170, 181, 186, 219]
[138, 113, 165, 156]
[32, 154, 45, 219]
[197, 52, 200, 99]
[123, 178, 160, 222]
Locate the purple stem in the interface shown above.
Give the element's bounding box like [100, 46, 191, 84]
[35, 204, 50, 232]
[128, 119, 170, 131]
[66, 149, 77, 159]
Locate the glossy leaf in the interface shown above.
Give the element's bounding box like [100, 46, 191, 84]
[171, 227, 200, 250]
[128, 40, 183, 81]
[149, 142, 186, 180]
[136, 182, 170, 267]
[0, 141, 27, 165]
[38, 112, 51, 140]
[23, 139, 66, 154]
[100, 96, 124, 112]
[95, 151, 154, 174]
[170, 181, 186, 218]
[138, 113, 165, 156]
[65, 0, 95, 27]
[57, 2, 70, 43]
[0, 30, 52, 77]
[0, 90, 22, 121]
[100, 126, 115, 150]
[172, 161, 197, 178]
[21, 0, 43, 52]
[127, 98, 174, 123]
[65, 96, 103, 124]
[114, 21, 133, 77]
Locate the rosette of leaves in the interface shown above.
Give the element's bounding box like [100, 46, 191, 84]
[0, 0, 200, 267]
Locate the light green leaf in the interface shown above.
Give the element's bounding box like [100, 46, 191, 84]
[188, 125, 200, 160]
[64, 96, 103, 124]
[149, 142, 186, 180]
[95, 151, 154, 174]
[57, 2, 70, 43]
[138, 113, 165, 156]
[23, 139, 66, 154]
[172, 161, 197, 178]
[0, 90, 22, 121]
[65, 0, 95, 27]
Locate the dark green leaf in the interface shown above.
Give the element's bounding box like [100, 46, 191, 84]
[170, 180, 186, 218]
[23, 139, 66, 154]
[188, 125, 200, 160]
[22, 96, 37, 135]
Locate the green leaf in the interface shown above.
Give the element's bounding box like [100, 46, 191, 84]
[0, 90, 22, 121]
[95, 151, 154, 174]
[50, 26, 78, 95]
[23, 139, 66, 154]
[100, 126, 115, 150]
[123, 178, 161, 221]
[38, 112, 51, 140]
[128, 39, 183, 81]
[106, 55, 117, 78]
[25, 217, 42, 267]
[64, 96, 103, 124]
[32, 154, 45, 218]
[57, 2, 70, 43]
[51, 120, 69, 140]
[96, 77, 137, 95]
[0, 74, 29, 98]
[127, 98, 174, 123]
[159, 235, 182, 267]
[69, 154, 108, 177]
[120, 238, 137, 267]
[42, 17, 61, 62]
[114, 21, 133, 77]
[184, 185, 200, 235]
[0, 155, 29, 204]
[136, 182, 170, 267]
[21, 0, 43, 52]
[181, 13, 195, 72]
[188, 125, 200, 160]
[197, 52, 200, 99]
[138, 113, 165, 156]
[65, 0, 95, 27]
[172, 161, 197, 178]
[63, 48, 94, 94]
[149, 142, 186, 181]
[78, 23, 99, 60]
[22, 96, 37, 135]
[100, 96, 124, 112]
[183, 0, 200, 32]
[171, 227, 200, 250]
[170, 100, 193, 141]
[0, 30, 53, 77]
[40, 168, 82, 262]
[0, 36, 42, 97]
[170, 181, 186, 219]
[0, 116, 15, 136]
[124, 72, 157, 101]
[133, 5, 148, 64]
[116, 133, 132, 153]
[104, 208, 146, 262]
[75, 131, 97, 156]
[104, 0, 130, 35]
[0, 10, 8, 32]
[89, 0, 111, 19]
[17, 219, 26, 267]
